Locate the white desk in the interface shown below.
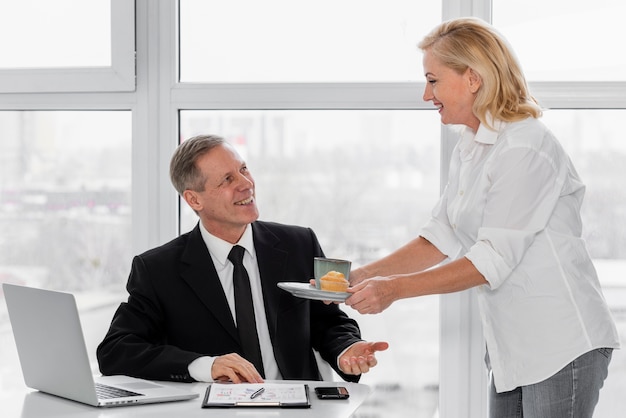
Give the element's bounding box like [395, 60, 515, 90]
[1, 380, 370, 418]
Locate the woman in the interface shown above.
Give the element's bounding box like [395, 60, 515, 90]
[345, 17, 620, 417]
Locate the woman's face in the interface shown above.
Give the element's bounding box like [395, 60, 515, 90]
[422, 49, 481, 131]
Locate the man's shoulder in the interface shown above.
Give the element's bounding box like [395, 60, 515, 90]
[253, 221, 321, 251]
[137, 229, 195, 260]
[254, 220, 314, 237]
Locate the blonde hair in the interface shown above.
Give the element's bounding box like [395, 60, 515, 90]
[418, 17, 542, 128]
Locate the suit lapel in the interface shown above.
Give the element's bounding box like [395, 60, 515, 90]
[179, 225, 239, 342]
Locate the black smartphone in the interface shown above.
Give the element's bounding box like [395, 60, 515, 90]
[314, 386, 350, 399]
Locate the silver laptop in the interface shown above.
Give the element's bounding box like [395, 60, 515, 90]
[3, 283, 199, 407]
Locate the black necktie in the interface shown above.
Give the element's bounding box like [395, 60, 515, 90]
[228, 245, 265, 377]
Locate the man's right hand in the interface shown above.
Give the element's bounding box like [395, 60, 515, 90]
[212, 353, 264, 383]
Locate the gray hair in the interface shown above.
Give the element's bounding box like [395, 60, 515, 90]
[169, 134, 226, 195]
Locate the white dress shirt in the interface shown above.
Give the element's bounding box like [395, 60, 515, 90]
[189, 223, 282, 381]
[420, 117, 620, 392]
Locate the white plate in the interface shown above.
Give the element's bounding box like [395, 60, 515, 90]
[277, 282, 350, 302]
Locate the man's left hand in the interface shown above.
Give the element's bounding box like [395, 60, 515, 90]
[339, 341, 389, 375]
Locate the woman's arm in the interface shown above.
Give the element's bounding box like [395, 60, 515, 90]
[350, 236, 447, 286]
[346, 256, 487, 314]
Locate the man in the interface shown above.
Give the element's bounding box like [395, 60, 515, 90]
[97, 134, 388, 383]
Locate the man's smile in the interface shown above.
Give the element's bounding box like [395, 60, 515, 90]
[235, 196, 254, 206]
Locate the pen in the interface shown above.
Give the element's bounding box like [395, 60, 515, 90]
[250, 387, 265, 399]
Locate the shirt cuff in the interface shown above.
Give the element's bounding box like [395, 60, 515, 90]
[465, 241, 513, 289]
[336, 345, 351, 368]
[420, 219, 462, 259]
[188, 356, 216, 382]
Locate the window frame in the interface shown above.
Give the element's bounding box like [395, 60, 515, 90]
[0, 0, 135, 93]
[1, 1, 624, 417]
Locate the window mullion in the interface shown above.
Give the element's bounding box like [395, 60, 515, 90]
[171, 82, 431, 110]
[532, 82, 626, 109]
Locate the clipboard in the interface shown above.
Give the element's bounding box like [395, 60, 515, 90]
[201, 383, 311, 408]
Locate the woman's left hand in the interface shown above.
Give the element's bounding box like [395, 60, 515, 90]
[345, 276, 396, 314]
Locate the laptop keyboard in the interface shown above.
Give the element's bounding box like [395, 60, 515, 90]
[95, 382, 144, 399]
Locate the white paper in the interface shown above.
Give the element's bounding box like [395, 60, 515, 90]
[206, 383, 308, 405]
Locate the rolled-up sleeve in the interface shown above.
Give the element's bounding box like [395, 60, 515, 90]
[465, 237, 513, 289]
[420, 192, 463, 259]
[461, 137, 571, 289]
[420, 218, 462, 260]
[420, 120, 583, 291]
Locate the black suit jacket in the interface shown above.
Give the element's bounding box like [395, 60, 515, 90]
[97, 221, 362, 383]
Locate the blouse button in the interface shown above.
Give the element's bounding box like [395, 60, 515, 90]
[459, 190, 464, 196]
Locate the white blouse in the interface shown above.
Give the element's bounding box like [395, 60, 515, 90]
[420, 117, 620, 392]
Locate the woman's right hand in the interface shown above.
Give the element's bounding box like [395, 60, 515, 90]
[345, 276, 397, 314]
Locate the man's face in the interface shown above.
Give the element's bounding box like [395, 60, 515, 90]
[184, 144, 259, 243]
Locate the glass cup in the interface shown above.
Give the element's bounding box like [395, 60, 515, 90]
[313, 257, 351, 289]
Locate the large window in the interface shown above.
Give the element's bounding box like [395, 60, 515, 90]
[0, 0, 134, 92]
[0, 111, 132, 292]
[0, 110, 132, 394]
[0, 1, 111, 69]
[180, 0, 438, 83]
[493, 0, 626, 81]
[1, 1, 625, 417]
[180, 110, 442, 416]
